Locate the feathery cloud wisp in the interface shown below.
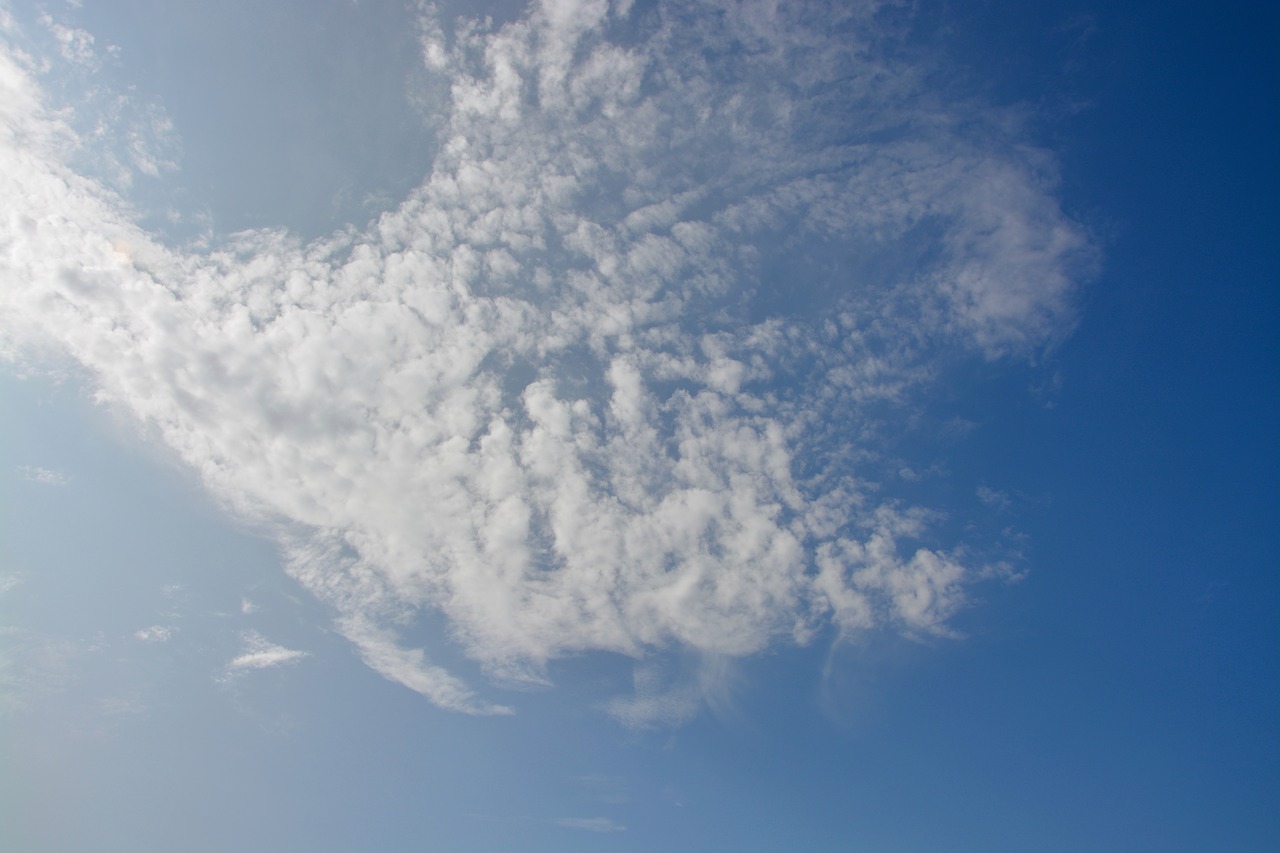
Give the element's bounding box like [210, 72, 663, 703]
[225, 631, 308, 673]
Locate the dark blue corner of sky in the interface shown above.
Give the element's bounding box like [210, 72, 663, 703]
[937, 1, 1280, 848]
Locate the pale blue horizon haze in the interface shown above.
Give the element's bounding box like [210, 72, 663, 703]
[0, 1, 1276, 852]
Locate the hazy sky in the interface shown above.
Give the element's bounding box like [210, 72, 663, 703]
[2, 1, 1276, 851]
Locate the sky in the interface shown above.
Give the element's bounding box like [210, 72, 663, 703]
[0, 1, 1276, 851]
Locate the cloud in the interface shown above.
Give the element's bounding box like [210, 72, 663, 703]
[225, 631, 308, 673]
[0, 632, 80, 717]
[37, 13, 96, 68]
[604, 652, 742, 728]
[0, 1, 1094, 716]
[552, 816, 626, 833]
[605, 660, 703, 729]
[576, 773, 630, 805]
[337, 611, 513, 715]
[134, 625, 174, 643]
[976, 485, 1012, 512]
[17, 465, 67, 486]
[99, 695, 146, 716]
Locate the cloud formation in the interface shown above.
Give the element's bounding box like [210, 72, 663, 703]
[134, 625, 174, 643]
[17, 465, 67, 486]
[225, 631, 308, 674]
[0, 1, 1093, 717]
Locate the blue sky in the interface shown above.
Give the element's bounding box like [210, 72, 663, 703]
[1, 1, 1276, 851]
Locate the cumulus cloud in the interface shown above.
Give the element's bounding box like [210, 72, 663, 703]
[0, 1, 1094, 717]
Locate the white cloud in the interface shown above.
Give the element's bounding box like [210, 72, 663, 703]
[225, 631, 308, 673]
[37, 13, 96, 68]
[133, 625, 174, 643]
[337, 612, 513, 716]
[0, 1, 1094, 717]
[17, 465, 67, 486]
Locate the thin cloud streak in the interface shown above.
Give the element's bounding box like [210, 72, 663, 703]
[552, 816, 627, 833]
[224, 631, 308, 673]
[0, 0, 1095, 718]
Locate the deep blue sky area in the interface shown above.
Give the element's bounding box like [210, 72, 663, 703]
[1, 2, 1276, 852]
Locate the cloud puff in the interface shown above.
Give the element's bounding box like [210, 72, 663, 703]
[0, 1, 1094, 716]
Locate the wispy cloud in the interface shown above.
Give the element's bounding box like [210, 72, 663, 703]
[0, 632, 80, 717]
[335, 612, 513, 716]
[576, 773, 630, 805]
[99, 695, 147, 716]
[133, 625, 174, 643]
[17, 465, 67, 486]
[976, 485, 1012, 512]
[552, 816, 626, 833]
[37, 13, 96, 68]
[225, 631, 308, 674]
[0, 0, 1094, 717]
